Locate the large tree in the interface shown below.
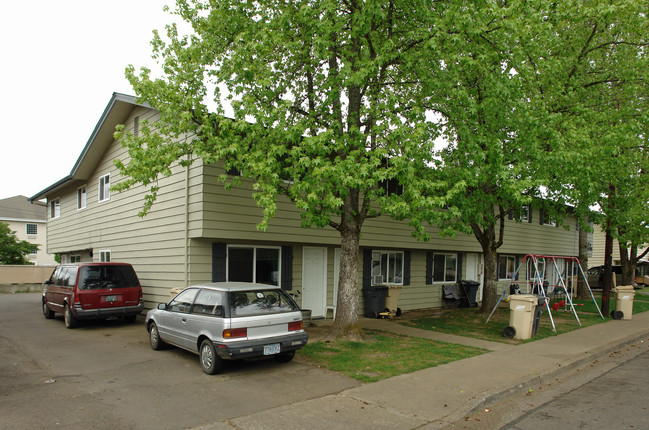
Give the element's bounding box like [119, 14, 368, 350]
[412, 1, 649, 314]
[115, 0, 453, 338]
[0, 222, 38, 265]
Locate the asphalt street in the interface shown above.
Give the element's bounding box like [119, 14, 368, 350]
[0, 293, 359, 430]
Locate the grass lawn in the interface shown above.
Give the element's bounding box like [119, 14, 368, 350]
[297, 289, 649, 383]
[297, 330, 488, 383]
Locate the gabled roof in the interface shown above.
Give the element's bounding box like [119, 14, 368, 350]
[30, 93, 148, 202]
[0, 195, 47, 222]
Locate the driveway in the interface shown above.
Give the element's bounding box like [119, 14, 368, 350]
[0, 293, 359, 430]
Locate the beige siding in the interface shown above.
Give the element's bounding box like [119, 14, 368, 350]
[45, 107, 202, 308]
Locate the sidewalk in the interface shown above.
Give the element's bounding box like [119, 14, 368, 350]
[204, 310, 649, 430]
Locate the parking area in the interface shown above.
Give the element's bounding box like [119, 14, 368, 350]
[0, 293, 359, 430]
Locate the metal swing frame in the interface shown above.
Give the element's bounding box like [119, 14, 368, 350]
[486, 254, 604, 332]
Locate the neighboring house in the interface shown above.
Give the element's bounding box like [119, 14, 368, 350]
[590, 225, 648, 267]
[30, 93, 582, 316]
[0, 195, 57, 266]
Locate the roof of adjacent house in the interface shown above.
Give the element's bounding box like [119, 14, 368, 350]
[0, 195, 47, 222]
[30, 93, 147, 202]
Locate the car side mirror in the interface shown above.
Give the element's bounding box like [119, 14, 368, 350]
[157, 303, 168, 310]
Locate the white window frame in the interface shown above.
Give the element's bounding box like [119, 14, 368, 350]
[520, 205, 531, 222]
[26, 223, 37, 235]
[50, 199, 60, 219]
[371, 250, 404, 286]
[98, 174, 110, 203]
[498, 255, 517, 280]
[226, 245, 281, 285]
[432, 252, 457, 283]
[77, 185, 87, 210]
[99, 250, 111, 262]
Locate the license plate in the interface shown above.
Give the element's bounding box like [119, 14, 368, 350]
[263, 343, 280, 355]
[105, 295, 118, 302]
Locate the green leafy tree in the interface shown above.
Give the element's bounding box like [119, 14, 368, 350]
[0, 222, 38, 265]
[115, 0, 453, 339]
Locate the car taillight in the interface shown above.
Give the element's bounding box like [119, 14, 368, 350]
[288, 321, 303, 331]
[73, 291, 80, 304]
[223, 328, 247, 339]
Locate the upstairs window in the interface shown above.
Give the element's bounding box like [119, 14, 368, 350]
[98, 174, 110, 202]
[50, 199, 60, 219]
[99, 250, 111, 262]
[77, 186, 87, 210]
[26, 224, 37, 235]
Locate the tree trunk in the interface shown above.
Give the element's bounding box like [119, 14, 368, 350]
[602, 228, 613, 316]
[618, 242, 636, 286]
[577, 222, 590, 299]
[330, 224, 363, 340]
[481, 247, 499, 315]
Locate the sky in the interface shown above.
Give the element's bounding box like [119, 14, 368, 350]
[0, 1, 174, 200]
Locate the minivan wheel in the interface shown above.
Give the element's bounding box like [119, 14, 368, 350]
[42, 300, 54, 319]
[149, 322, 166, 350]
[199, 339, 222, 375]
[64, 304, 77, 329]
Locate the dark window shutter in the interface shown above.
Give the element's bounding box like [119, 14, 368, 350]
[281, 246, 293, 290]
[363, 250, 372, 288]
[539, 209, 545, 225]
[456, 253, 463, 283]
[528, 206, 533, 223]
[425, 252, 433, 285]
[212, 243, 226, 282]
[403, 251, 411, 286]
[508, 211, 514, 220]
[515, 256, 520, 280]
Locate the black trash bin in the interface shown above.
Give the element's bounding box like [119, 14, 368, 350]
[362, 286, 388, 318]
[461, 280, 480, 307]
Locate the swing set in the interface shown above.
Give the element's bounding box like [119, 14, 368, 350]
[486, 254, 604, 332]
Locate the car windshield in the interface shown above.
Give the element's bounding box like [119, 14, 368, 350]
[78, 265, 140, 290]
[229, 289, 299, 317]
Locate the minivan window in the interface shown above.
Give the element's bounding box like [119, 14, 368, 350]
[78, 265, 140, 290]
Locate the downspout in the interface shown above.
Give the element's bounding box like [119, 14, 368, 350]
[184, 157, 190, 287]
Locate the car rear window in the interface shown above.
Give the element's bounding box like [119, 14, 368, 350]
[78, 265, 140, 290]
[229, 289, 299, 317]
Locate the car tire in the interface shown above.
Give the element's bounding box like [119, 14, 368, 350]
[64, 304, 77, 329]
[148, 322, 166, 350]
[275, 351, 295, 363]
[200, 339, 222, 375]
[42, 300, 54, 319]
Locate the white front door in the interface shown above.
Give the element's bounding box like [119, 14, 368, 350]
[302, 247, 327, 318]
[465, 253, 484, 302]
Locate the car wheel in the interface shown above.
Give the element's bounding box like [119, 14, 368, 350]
[199, 339, 222, 375]
[64, 304, 77, 329]
[42, 300, 54, 319]
[149, 322, 166, 350]
[275, 351, 295, 363]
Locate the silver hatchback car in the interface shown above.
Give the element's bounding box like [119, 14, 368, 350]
[145, 283, 308, 374]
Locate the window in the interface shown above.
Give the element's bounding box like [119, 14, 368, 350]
[77, 186, 87, 210]
[169, 288, 198, 313]
[50, 199, 60, 219]
[70, 255, 81, 263]
[191, 289, 225, 316]
[371, 251, 404, 285]
[227, 246, 280, 285]
[498, 255, 517, 280]
[432, 253, 457, 283]
[98, 174, 110, 202]
[99, 250, 111, 262]
[26, 224, 37, 235]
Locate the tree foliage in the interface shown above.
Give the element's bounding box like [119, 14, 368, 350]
[115, 0, 457, 338]
[0, 222, 38, 265]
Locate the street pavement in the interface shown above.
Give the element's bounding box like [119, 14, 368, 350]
[205, 306, 649, 430]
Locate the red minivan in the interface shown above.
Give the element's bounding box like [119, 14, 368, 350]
[42, 263, 144, 328]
